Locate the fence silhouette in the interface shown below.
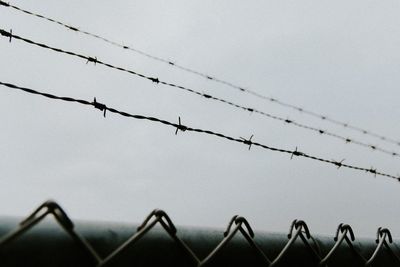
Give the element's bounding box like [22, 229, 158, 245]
[1, 200, 400, 266]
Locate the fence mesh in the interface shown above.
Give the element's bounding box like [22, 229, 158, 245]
[1, 200, 400, 266]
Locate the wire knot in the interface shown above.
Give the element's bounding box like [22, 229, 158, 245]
[223, 215, 255, 238]
[86, 56, 97, 65]
[376, 227, 393, 244]
[345, 138, 352, 143]
[319, 130, 325, 134]
[290, 147, 303, 159]
[240, 135, 254, 150]
[150, 77, 159, 83]
[288, 219, 311, 239]
[370, 145, 376, 150]
[334, 223, 355, 242]
[92, 97, 107, 117]
[175, 117, 187, 135]
[137, 209, 177, 235]
[285, 119, 292, 124]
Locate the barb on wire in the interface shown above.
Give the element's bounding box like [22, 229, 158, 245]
[368, 167, 377, 178]
[333, 159, 345, 169]
[86, 56, 97, 65]
[92, 97, 106, 117]
[365, 227, 400, 266]
[175, 116, 187, 135]
[290, 147, 304, 160]
[1, 29, 400, 159]
[0, 200, 101, 265]
[199, 215, 270, 266]
[1, 80, 400, 182]
[99, 209, 199, 266]
[1, 1, 399, 148]
[240, 135, 254, 150]
[270, 220, 321, 266]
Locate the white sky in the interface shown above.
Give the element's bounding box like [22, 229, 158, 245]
[1, 0, 400, 238]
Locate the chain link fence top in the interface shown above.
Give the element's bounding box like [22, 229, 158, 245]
[1, 200, 400, 267]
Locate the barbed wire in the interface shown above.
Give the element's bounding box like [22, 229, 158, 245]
[1, 200, 400, 266]
[1, 80, 399, 182]
[1, 0, 399, 148]
[1, 29, 399, 160]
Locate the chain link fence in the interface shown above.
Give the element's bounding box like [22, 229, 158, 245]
[1, 200, 399, 266]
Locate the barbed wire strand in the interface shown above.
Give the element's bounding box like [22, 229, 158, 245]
[1, 80, 399, 182]
[1, 29, 399, 160]
[1, 0, 399, 148]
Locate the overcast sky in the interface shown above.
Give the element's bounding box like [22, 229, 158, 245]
[1, 0, 400, 238]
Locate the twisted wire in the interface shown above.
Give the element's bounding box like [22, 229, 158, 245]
[1, 0, 399, 148]
[1, 29, 399, 159]
[1, 80, 399, 182]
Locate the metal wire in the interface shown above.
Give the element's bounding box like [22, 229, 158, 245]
[1, 80, 399, 182]
[0, 200, 101, 265]
[2, 200, 400, 266]
[1, 0, 399, 148]
[269, 220, 321, 266]
[365, 228, 400, 266]
[99, 209, 200, 266]
[320, 224, 366, 265]
[0, 29, 399, 159]
[199, 215, 271, 266]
